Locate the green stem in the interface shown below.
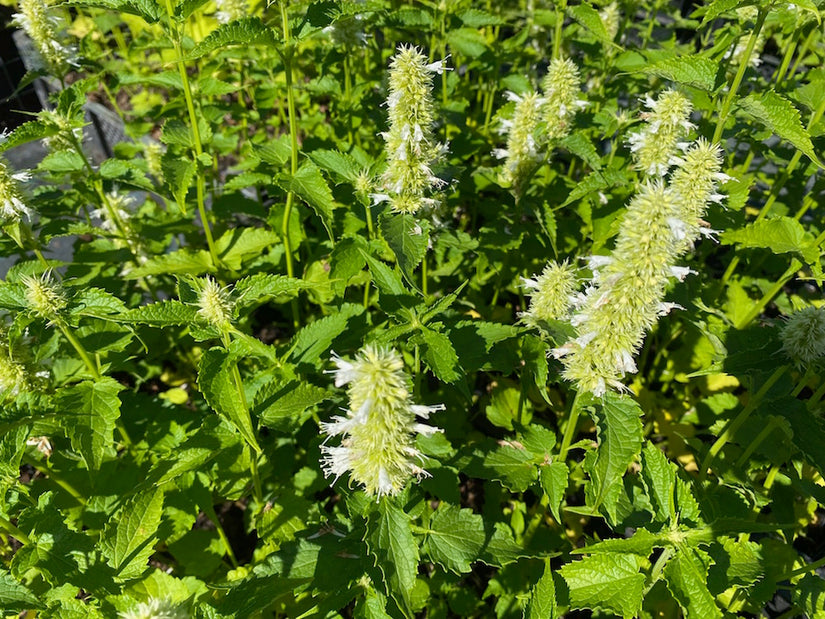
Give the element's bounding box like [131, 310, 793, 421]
[57, 320, 100, 381]
[280, 0, 301, 329]
[162, 0, 221, 270]
[735, 259, 801, 329]
[33, 248, 52, 273]
[807, 380, 825, 410]
[558, 390, 583, 460]
[774, 29, 800, 86]
[791, 367, 814, 398]
[552, 0, 567, 60]
[712, 8, 768, 145]
[0, 514, 29, 546]
[203, 501, 239, 568]
[645, 546, 673, 593]
[778, 554, 825, 581]
[699, 365, 787, 482]
[734, 417, 777, 468]
[22, 455, 86, 505]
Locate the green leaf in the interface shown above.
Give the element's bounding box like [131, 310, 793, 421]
[664, 548, 722, 619]
[459, 8, 503, 27]
[559, 133, 602, 170]
[738, 91, 822, 166]
[55, 378, 123, 471]
[0, 569, 42, 611]
[361, 251, 409, 298]
[198, 347, 260, 451]
[215, 228, 281, 270]
[459, 439, 538, 492]
[122, 300, 198, 326]
[573, 527, 664, 556]
[100, 488, 164, 580]
[234, 273, 309, 308]
[539, 462, 569, 524]
[287, 303, 364, 365]
[0, 426, 29, 478]
[254, 381, 331, 424]
[425, 505, 486, 574]
[379, 213, 429, 286]
[447, 28, 488, 57]
[38, 151, 86, 173]
[642, 55, 719, 91]
[365, 501, 419, 612]
[126, 249, 214, 279]
[584, 393, 644, 523]
[568, 4, 615, 44]
[794, 574, 825, 619]
[720, 216, 818, 265]
[419, 327, 461, 383]
[560, 553, 645, 619]
[69, 287, 127, 318]
[187, 17, 278, 59]
[641, 441, 676, 524]
[212, 575, 307, 616]
[284, 161, 335, 240]
[523, 559, 557, 619]
[307, 149, 362, 183]
[699, 0, 749, 25]
[0, 120, 57, 153]
[162, 154, 196, 210]
[779, 397, 825, 477]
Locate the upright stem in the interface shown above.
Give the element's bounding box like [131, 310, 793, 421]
[735, 259, 801, 329]
[699, 365, 787, 482]
[162, 0, 221, 270]
[712, 8, 768, 144]
[280, 0, 301, 329]
[558, 390, 583, 460]
[0, 514, 30, 545]
[552, 0, 567, 60]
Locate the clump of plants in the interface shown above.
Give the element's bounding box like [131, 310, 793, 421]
[1, 0, 824, 617]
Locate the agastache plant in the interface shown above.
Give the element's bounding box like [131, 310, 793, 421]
[781, 306, 825, 368]
[119, 598, 189, 619]
[495, 91, 545, 190]
[321, 345, 444, 498]
[627, 89, 694, 176]
[214, 0, 246, 24]
[541, 57, 586, 141]
[522, 260, 578, 325]
[555, 182, 687, 396]
[12, 0, 75, 76]
[374, 45, 449, 214]
[0, 158, 34, 222]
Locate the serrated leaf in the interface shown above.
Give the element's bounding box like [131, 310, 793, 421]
[573, 527, 664, 556]
[794, 574, 825, 619]
[162, 154, 196, 209]
[223, 172, 272, 192]
[288, 303, 364, 365]
[738, 91, 822, 166]
[0, 426, 29, 478]
[307, 149, 362, 183]
[447, 28, 488, 57]
[419, 327, 461, 383]
[187, 17, 278, 59]
[234, 273, 309, 307]
[365, 501, 418, 612]
[585, 393, 644, 523]
[100, 488, 164, 580]
[721, 216, 818, 265]
[641, 441, 676, 524]
[38, 151, 86, 173]
[642, 55, 719, 91]
[0, 569, 42, 611]
[198, 347, 259, 451]
[255, 381, 331, 424]
[559, 132, 602, 169]
[379, 213, 429, 286]
[425, 505, 485, 574]
[55, 378, 123, 471]
[70, 287, 127, 318]
[568, 3, 615, 44]
[122, 300, 198, 326]
[664, 547, 722, 619]
[126, 249, 214, 279]
[540, 461, 568, 524]
[459, 439, 538, 492]
[0, 121, 57, 154]
[361, 251, 409, 297]
[699, 0, 749, 25]
[459, 8, 503, 27]
[215, 227, 280, 270]
[523, 559, 557, 619]
[284, 161, 335, 240]
[560, 553, 644, 619]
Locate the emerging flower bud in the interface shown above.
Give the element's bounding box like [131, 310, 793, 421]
[496, 91, 545, 190]
[781, 306, 825, 368]
[12, 0, 76, 76]
[0, 159, 34, 222]
[523, 260, 578, 324]
[119, 598, 189, 619]
[321, 345, 444, 497]
[599, 2, 621, 41]
[379, 45, 448, 214]
[195, 277, 234, 329]
[541, 58, 586, 141]
[627, 90, 694, 177]
[0, 345, 27, 398]
[556, 182, 684, 395]
[21, 272, 66, 322]
[215, 0, 246, 24]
